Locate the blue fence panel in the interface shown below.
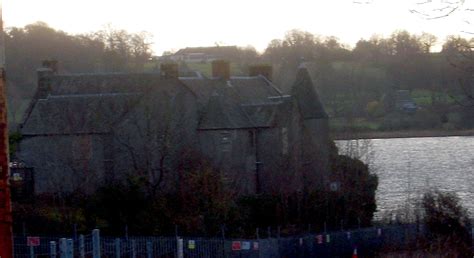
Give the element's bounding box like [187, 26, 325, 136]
[13, 224, 452, 258]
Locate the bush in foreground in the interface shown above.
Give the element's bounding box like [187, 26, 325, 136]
[422, 190, 472, 257]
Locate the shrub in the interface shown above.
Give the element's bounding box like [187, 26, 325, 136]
[329, 155, 378, 227]
[422, 190, 472, 256]
[366, 100, 385, 118]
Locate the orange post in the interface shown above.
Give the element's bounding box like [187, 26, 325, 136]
[352, 247, 358, 258]
[0, 2, 13, 258]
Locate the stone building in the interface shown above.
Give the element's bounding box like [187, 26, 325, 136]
[163, 46, 241, 63]
[17, 61, 331, 195]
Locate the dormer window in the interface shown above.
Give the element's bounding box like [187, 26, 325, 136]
[220, 131, 232, 152]
[282, 127, 288, 155]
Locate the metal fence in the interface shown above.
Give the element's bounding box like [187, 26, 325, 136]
[13, 224, 470, 258]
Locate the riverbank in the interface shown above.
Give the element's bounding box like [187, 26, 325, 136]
[332, 129, 474, 140]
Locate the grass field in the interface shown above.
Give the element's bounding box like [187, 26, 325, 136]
[411, 89, 457, 106]
[330, 118, 380, 132]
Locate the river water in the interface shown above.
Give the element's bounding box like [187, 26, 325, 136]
[336, 136, 474, 220]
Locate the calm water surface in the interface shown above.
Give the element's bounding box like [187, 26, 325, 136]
[336, 136, 474, 219]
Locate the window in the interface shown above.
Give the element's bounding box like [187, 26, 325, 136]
[72, 135, 92, 163]
[282, 127, 288, 155]
[220, 131, 232, 152]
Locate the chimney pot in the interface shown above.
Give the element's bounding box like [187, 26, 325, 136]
[160, 63, 179, 79]
[36, 68, 53, 99]
[212, 60, 230, 80]
[249, 65, 273, 81]
[42, 60, 58, 74]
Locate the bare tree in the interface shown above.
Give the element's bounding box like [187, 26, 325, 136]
[441, 36, 474, 106]
[409, 0, 471, 21]
[113, 89, 196, 196]
[90, 25, 153, 72]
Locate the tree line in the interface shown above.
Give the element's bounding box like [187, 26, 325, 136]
[5, 22, 153, 125]
[7, 23, 473, 130]
[262, 29, 473, 131]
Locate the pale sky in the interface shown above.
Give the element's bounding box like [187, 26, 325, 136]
[4, 0, 474, 54]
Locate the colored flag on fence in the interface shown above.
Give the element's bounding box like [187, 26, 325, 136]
[232, 241, 241, 251]
[242, 241, 251, 250]
[27, 237, 40, 247]
[316, 235, 323, 244]
[188, 240, 195, 250]
[253, 242, 259, 250]
[326, 234, 331, 243]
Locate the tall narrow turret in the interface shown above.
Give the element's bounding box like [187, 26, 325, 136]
[291, 66, 330, 190]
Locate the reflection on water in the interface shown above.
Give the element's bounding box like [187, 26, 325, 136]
[336, 136, 474, 219]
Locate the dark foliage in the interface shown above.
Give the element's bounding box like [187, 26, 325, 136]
[5, 22, 153, 128]
[422, 190, 472, 256]
[12, 153, 378, 238]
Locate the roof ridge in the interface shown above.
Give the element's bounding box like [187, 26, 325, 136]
[258, 75, 283, 96]
[225, 81, 258, 128]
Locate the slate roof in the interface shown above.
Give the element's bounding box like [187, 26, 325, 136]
[22, 74, 192, 135]
[179, 78, 220, 105]
[196, 77, 283, 130]
[50, 73, 177, 95]
[22, 68, 326, 135]
[181, 76, 282, 105]
[226, 77, 282, 105]
[21, 93, 142, 135]
[197, 90, 253, 130]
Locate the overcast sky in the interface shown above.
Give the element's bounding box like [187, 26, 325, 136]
[4, 0, 473, 54]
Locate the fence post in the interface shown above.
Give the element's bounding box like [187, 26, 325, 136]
[29, 245, 34, 258]
[92, 229, 101, 258]
[73, 224, 77, 240]
[59, 238, 67, 258]
[221, 225, 226, 240]
[146, 241, 152, 258]
[79, 235, 85, 258]
[124, 225, 128, 240]
[22, 221, 27, 236]
[66, 239, 74, 258]
[115, 238, 121, 258]
[50, 241, 56, 258]
[176, 238, 184, 258]
[131, 240, 136, 258]
[221, 226, 226, 258]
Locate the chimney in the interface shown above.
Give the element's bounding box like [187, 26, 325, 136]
[42, 60, 58, 74]
[249, 64, 272, 81]
[212, 60, 230, 80]
[36, 60, 56, 99]
[160, 63, 179, 79]
[36, 68, 52, 100]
